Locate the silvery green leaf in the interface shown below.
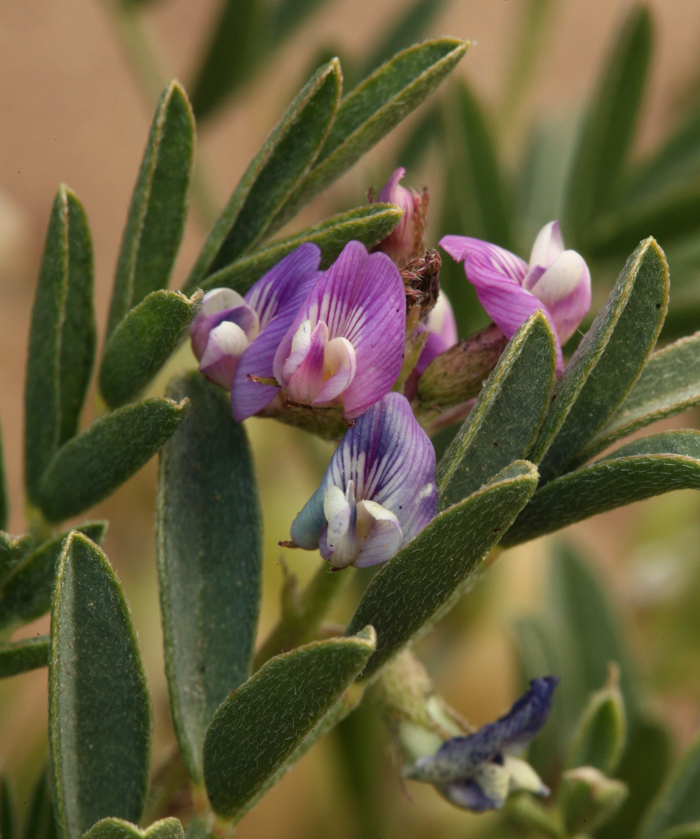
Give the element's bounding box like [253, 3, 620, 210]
[185, 60, 341, 292]
[507, 431, 700, 545]
[203, 628, 376, 822]
[157, 373, 262, 784]
[566, 680, 627, 775]
[530, 237, 669, 482]
[198, 204, 402, 295]
[100, 290, 202, 409]
[0, 532, 33, 589]
[50, 533, 151, 838]
[37, 398, 189, 522]
[0, 522, 106, 631]
[347, 461, 539, 681]
[437, 312, 556, 509]
[106, 82, 194, 338]
[81, 817, 184, 839]
[560, 769, 628, 836]
[0, 636, 49, 679]
[25, 186, 95, 504]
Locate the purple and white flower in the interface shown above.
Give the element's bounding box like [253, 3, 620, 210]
[415, 291, 458, 376]
[189, 243, 322, 406]
[273, 240, 406, 421]
[288, 392, 437, 569]
[440, 222, 590, 372]
[374, 167, 427, 268]
[404, 676, 559, 812]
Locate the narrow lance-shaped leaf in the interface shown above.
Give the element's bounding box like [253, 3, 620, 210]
[185, 60, 341, 292]
[564, 6, 652, 240]
[566, 673, 627, 775]
[157, 373, 262, 784]
[267, 38, 469, 236]
[82, 817, 185, 839]
[50, 532, 151, 838]
[37, 398, 189, 523]
[506, 431, 700, 546]
[0, 636, 49, 679]
[1, 775, 16, 839]
[530, 237, 669, 483]
[100, 290, 202, 410]
[107, 81, 194, 338]
[0, 522, 106, 632]
[25, 186, 95, 504]
[347, 461, 539, 681]
[203, 628, 376, 822]
[23, 769, 58, 839]
[437, 312, 556, 509]
[199, 204, 402, 294]
[0, 532, 33, 589]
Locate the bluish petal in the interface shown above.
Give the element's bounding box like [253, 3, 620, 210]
[244, 242, 322, 327]
[352, 500, 403, 568]
[439, 778, 503, 812]
[190, 291, 256, 360]
[230, 315, 285, 422]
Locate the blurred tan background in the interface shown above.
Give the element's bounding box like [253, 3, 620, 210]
[3, 1, 700, 837]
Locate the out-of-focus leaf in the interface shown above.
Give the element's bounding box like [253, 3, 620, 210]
[0, 426, 7, 532]
[566, 678, 627, 775]
[25, 186, 95, 504]
[100, 291, 202, 409]
[269, 39, 468, 233]
[269, 0, 333, 46]
[0, 522, 106, 631]
[50, 533, 151, 838]
[189, 0, 265, 122]
[82, 817, 185, 839]
[37, 398, 189, 522]
[186, 61, 341, 291]
[506, 431, 700, 545]
[436, 312, 556, 509]
[199, 204, 402, 294]
[575, 332, 700, 464]
[107, 82, 194, 338]
[347, 461, 539, 681]
[560, 769, 628, 836]
[0, 636, 49, 678]
[442, 81, 514, 249]
[203, 628, 376, 821]
[1, 774, 16, 839]
[529, 237, 669, 482]
[565, 6, 652, 240]
[23, 769, 58, 839]
[638, 729, 700, 839]
[0, 533, 33, 589]
[393, 103, 442, 173]
[157, 373, 262, 784]
[658, 825, 700, 839]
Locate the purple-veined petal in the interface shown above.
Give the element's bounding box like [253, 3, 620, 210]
[244, 242, 322, 327]
[440, 236, 528, 284]
[284, 321, 328, 405]
[230, 315, 285, 422]
[376, 167, 420, 266]
[378, 166, 407, 204]
[529, 250, 591, 345]
[190, 290, 257, 360]
[315, 337, 357, 404]
[415, 292, 459, 375]
[527, 220, 564, 272]
[352, 501, 403, 568]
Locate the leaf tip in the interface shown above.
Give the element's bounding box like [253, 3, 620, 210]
[353, 625, 377, 650]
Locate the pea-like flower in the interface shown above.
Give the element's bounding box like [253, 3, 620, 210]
[374, 166, 428, 268]
[404, 676, 559, 812]
[288, 392, 437, 569]
[415, 291, 458, 376]
[189, 243, 322, 400]
[272, 240, 406, 421]
[440, 222, 590, 372]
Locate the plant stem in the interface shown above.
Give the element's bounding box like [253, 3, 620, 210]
[254, 561, 353, 669]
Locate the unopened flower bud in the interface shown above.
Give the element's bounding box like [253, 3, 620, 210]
[560, 767, 628, 835]
[373, 167, 428, 268]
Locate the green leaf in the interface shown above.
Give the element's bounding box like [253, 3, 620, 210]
[658, 824, 700, 839]
[106, 82, 194, 338]
[0, 533, 33, 588]
[638, 729, 700, 839]
[1, 775, 16, 839]
[575, 332, 700, 465]
[566, 678, 627, 775]
[0, 522, 106, 631]
[157, 373, 262, 784]
[25, 186, 95, 504]
[37, 398, 189, 522]
[505, 431, 700, 545]
[441, 81, 514, 249]
[203, 628, 376, 821]
[564, 5, 652, 239]
[50, 532, 151, 838]
[268, 38, 469, 233]
[346, 461, 539, 681]
[0, 636, 49, 678]
[82, 817, 184, 839]
[436, 312, 556, 509]
[560, 768, 629, 836]
[100, 291, 202, 409]
[185, 60, 341, 291]
[198, 204, 402, 295]
[269, 0, 333, 46]
[529, 237, 669, 483]
[24, 769, 58, 839]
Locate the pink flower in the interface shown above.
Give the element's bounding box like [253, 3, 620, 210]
[374, 167, 427, 268]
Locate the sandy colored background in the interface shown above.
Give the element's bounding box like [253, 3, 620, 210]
[2, 1, 700, 836]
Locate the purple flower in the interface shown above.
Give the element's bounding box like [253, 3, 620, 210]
[374, 167, 427, 268]
[440, 222, 591, 373]
[288, 393, 437, 569]
[415, 291, 458, 376]
[405, 676, 559, 812]
[273, 241, 406, 421]
[188, 243, 322, 414]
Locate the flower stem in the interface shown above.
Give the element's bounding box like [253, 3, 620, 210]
[254, 561, 353, 669]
